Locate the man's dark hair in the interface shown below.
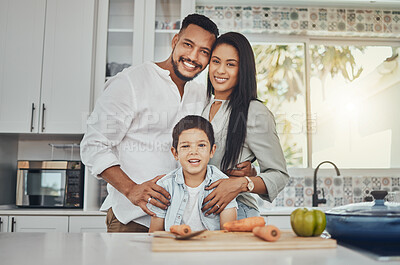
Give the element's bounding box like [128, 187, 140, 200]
[179, 13, 219, 39]
[172, 115, 215, 151]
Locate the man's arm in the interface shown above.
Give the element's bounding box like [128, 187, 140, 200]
[219, 207, 237, 230]
[100, 165, 170, 216]
[149, 216, 165, 232]
[80, 74, 171, 216]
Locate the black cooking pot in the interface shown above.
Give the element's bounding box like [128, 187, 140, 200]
[325, 190, 400, 243]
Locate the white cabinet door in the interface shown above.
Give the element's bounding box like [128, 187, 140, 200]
[69, 216, 106, 233]
[9, 216, 69, 232]
[0, 0, 45, 133]
[143, 0, 195, 62]
[0, 216, 8, 232]
[266, 216, 292, 230]
[40, 0, 95, 134]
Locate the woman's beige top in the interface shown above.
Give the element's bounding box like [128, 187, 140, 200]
[202, 98, 290, 210]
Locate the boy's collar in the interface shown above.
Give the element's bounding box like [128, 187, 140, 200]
[174, 165, 219, 186]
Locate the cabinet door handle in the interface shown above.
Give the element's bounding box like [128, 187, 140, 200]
[0, 217, 3, 231]
[11, 217, 16, 232]
[41, 103, 46, 132]
[30, 103, 36, 132]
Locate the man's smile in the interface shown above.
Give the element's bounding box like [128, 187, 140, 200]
[179, 57, 202, 71]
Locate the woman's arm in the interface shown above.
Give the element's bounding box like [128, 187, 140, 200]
[202, 176, 266, 216]
[149, 216, 165, 232]
[225, 161, 257, 177]
[219, 207, 237, 229]
[245, 101, 290, 202]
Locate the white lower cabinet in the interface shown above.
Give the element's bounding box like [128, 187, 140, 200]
[0, 216, 9, 232]
[9, 216, 69, 232]
[1, 215, 106, 233]
[69, 216, 106, 233]
[266, 216, 291, 230]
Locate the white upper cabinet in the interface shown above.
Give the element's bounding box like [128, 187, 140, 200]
[0, 0, 45, 133]
[40, 0, 95, 134]
[0, 0, 95, 134]
[103, 0, 145, 79]
[143, 0, 195, 62]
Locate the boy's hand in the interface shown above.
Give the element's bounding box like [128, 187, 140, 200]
[128, 174, 170, 217]
[202, 178, 246, 215]
[225, 160, 257, 177]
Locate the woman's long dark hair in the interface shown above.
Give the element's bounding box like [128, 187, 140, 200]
[207, 32, 257, 172]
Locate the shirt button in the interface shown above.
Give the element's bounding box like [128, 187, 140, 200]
[177, 215, 181, 219]
[183, 199, 186, 202]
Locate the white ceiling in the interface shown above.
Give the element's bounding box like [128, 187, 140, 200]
[196, 0, 400, 9]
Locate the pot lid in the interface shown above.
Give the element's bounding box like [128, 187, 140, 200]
[325, 191, 400, 217]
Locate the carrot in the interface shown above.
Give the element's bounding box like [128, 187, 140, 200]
[170, 224, 191, 236]
[252, 225, 281, 242]
[223, 216, 265, 232]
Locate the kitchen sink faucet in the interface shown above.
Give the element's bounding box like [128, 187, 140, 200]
[312, 161, 341, 207]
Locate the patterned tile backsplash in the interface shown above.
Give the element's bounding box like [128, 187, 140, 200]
[99, 172, 400, 209]
[258, 174, 400, 208]
[196, 5, 400, 37]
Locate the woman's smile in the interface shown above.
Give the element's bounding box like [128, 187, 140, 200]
[209, 43, 239, 100]
[214, 76, 229, 83]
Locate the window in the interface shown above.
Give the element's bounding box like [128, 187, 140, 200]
[253, 40, 400, 168]
[253, 44, 307, 168]
[310, 44, 400, 168]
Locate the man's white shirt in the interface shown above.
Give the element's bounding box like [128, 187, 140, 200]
[80, 62, 207, 226]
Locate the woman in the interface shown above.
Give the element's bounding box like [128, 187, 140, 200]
[201, 32, 289, 219]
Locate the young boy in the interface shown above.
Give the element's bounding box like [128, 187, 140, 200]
[148, 115, 237, 232]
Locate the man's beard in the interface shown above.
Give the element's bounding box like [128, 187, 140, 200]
[171, 56, 202, 82]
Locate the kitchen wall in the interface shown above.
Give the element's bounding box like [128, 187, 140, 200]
[17, 135, 82, 161]
[258, 168, 400, 208]
[0, 135, 18, 205]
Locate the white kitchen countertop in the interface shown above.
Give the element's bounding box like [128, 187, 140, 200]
[260, 206, 331, 216]
[0, 209, 106, 216]
[0, 207, 329, 216]
[0, 232, 398, 265]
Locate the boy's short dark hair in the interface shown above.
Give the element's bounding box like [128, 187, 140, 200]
[172, 115, 215, 151]
[179, 13, 219, 39]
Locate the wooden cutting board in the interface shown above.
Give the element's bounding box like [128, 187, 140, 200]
[152, 230, 336, 252]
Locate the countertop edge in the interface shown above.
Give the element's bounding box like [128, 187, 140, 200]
[0, 210, 106, 216]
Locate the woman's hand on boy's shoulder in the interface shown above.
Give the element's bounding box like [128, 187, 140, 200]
[225, 161, 257, 177]
[202, 178, 246, 215]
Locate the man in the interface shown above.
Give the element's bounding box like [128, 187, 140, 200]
[80, 14, 219, 232]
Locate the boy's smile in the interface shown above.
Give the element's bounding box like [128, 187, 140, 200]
[171, 128, 216, 186]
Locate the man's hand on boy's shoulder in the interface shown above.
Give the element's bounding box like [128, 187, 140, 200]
[127, 174, 171, 217]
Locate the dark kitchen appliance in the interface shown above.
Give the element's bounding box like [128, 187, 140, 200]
[16, 161, 84, 208]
